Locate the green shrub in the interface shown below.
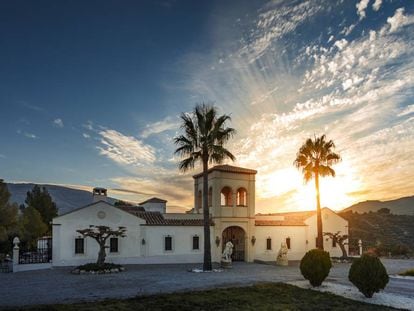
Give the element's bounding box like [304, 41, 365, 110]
[399, 269, 414, 277]
[76, 262, 123, 272]
[300, 249, 332, 287]
[348, 254, 389, 298]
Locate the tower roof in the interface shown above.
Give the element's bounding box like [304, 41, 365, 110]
[192, 164, 257, 178]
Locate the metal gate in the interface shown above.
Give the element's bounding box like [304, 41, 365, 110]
[222, 226, 245, 261]
[19, 237, 52, 264]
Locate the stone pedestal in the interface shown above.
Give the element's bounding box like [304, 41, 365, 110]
[276, 257, 288, 266]
[220, 260, 232, 269]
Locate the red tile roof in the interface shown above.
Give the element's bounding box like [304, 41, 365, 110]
[193, 164, 257, 178]
[118, 208, 214, 226]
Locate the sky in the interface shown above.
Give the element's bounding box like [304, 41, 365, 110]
[0, 0, 413, 213]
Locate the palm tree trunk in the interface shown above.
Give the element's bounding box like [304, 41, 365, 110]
[315, 172, 324, 250]
[202, 158, 212, 271]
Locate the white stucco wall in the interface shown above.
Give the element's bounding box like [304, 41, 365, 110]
[304, 208, 349, 258]
[254, 226, 308, 261]
[52, 202, 145, 266]
[140, 226, 213, 264]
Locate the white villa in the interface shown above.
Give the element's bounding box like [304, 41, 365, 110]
[52, 165, 348, 266]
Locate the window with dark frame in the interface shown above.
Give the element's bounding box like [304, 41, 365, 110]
[266, 238, 272, 250]
[192, 236, 199, 250]
[286, 237, 291, 249]
[110, 237, 118, 253]
[165, 236, 172, 251]
[75, 238, 84, 254]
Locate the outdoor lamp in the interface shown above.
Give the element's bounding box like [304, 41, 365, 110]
[251, 236, 256, 245]
[215, 236, 220, 247]
[141, 238, 146, 245]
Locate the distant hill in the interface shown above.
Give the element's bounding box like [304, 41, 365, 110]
[6, 183, 116, 215]
[340, 211, 414, 256]
[342, 196, 414, 215]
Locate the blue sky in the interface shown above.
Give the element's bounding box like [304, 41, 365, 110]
[0, 0, 413, 212]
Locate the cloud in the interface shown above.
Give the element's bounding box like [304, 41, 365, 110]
[20, 101, 45, 112]
[53, 118, 64, 128]
[111, 175, 193, 212]
[82, 133, 90, 139]
[398, 104, 414, 117]
[372, 0, 382, 11]
[83, 121, 94, 131]
[239, 0, 328, 62]
[387, 8, 414, 33]
[17, 130, 37, 139]
[356, 0, 370, 20]
[140, 116, 180, 138]
[97, 129, 156, 166]
[0, 154, 5, 158]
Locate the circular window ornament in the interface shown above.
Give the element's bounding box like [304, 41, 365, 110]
[97, 211, 106, 219]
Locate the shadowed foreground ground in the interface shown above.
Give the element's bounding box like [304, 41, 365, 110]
[2, 283, 400, 311]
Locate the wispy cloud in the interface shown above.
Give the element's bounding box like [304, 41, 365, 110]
[356, 0, 370, 20]
[97, 129, 156, 166]
[372, 0, 382, 12]
[387, 7, 414, 33]
[140, 116, 180, 138]
[173, 1, 414, 212]
[53, 118, 64, 128]
[17, 130, 37, 139]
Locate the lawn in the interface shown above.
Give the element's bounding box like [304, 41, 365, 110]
[7, 283, 399, 311]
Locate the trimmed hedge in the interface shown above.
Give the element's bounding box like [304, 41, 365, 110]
[76, 262, 123, 272]
[300, 249, 332, 287]
[348, 254, 389, 298]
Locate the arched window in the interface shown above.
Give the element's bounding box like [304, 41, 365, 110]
[236, 188, 247, 206]
[220, 187, 232, 206]
[208, 187, 212, 207]
[197, 190, 202, 210]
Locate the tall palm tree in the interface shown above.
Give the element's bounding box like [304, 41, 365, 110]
[294, 135, 340, 250]
[174, 104, 235, 271]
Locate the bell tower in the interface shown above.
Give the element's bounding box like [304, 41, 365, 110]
[193, 165, 257, 262]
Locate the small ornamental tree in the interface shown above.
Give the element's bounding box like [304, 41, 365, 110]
[349, 254, 389, 298]
[300, 249, 332, 287]
[324, 231, 348, 259]
[77, 225, 126, 266]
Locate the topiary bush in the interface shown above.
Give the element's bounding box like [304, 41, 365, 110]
[300, 249, 332, 287]
[348, 254, 389, 298]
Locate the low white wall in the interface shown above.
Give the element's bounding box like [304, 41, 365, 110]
[13, 263, 52, 273]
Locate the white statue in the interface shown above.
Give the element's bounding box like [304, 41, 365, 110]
[276, 242, 289, 266]
[221, 241, 234, 262]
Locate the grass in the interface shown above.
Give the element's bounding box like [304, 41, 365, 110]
[399, 268, 414, 276]
[7, 283, 399, 311]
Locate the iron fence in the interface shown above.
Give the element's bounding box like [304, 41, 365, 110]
[19, 238, 52, 264]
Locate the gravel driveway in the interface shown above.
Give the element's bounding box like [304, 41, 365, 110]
[1, 259, 413, 308]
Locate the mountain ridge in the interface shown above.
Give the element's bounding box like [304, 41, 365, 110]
[341, 196, 414, 215]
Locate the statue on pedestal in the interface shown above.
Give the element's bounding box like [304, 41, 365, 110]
[276, 242, 289, 266]
[221, 241, 234, 268]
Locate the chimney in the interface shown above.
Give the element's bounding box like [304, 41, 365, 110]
[93, 187, 108, 203]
